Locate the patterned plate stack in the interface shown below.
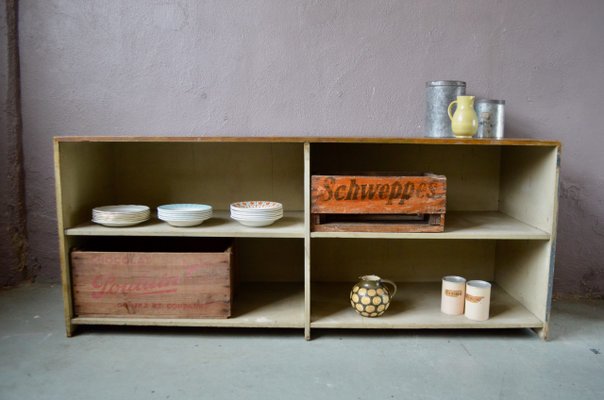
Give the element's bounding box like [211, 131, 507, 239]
[230, 201, 283, 227]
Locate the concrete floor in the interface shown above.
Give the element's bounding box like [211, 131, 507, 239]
[1, 284, 603, 400]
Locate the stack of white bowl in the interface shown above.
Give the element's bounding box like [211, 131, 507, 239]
[157, 204, 213, 227]
[230, 201, 283, 227]
[92, 205, 150, 227]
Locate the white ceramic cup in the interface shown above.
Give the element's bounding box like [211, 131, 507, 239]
[441, 276, 466, 315]
[464, 280, 492, 321]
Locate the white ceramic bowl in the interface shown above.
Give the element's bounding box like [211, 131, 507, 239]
[158, 204, 212, 213]
[230, 217, 280, 227]
[163, 219, 208, 227]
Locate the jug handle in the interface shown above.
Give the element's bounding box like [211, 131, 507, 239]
[447, 100, 458, 120]
[381, 279, 398, 299]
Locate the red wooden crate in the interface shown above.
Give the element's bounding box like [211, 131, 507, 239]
[71, 245, 233, 318]
[311, 173, 446, 233]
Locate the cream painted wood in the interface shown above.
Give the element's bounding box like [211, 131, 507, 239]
[65, 210, 305, 238]
[72, 283, 304, 328]
[495, 241, 552, 322]
[310, 211, 550, 240]
[55, 137, 560, 339]
[67, 210, 547, 240]
[304, 143, 312, 340]
[57, 142, 115, 229]
[113, 142, 304, 211]
[311, 282, 543, 329]
[311, 239, 496, 283]
[499, 146, 559, 233]
[54, 141, 74, 337]
[235, 238, 304, 283]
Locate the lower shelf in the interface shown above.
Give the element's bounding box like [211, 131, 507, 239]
[71, 282, 544, 332]
[72, 283, 305, 329]
[311, 282, 543, 329]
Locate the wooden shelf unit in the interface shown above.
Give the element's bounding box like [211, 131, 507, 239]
[55, 137, 560, 339]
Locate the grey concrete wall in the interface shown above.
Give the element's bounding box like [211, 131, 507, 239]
[10, 0, 604, 294]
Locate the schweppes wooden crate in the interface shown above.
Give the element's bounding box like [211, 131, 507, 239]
[71, 244, 233, 319]
[311, 173, 446, 233]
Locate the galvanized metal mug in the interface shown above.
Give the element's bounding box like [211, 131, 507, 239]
[425, 80, 466, 138]
[475, 99, 505, 139]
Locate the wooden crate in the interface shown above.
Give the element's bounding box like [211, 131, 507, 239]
[71, 245, 233, 318]
[311, 173, 446, 233]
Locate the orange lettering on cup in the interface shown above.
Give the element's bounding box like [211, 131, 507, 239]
[465, 293, 484, 303]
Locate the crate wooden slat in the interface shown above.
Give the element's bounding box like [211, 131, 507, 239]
[72, 283, 305, 328]
[311, 173, 446, 233]
[71, 246, 233, 318]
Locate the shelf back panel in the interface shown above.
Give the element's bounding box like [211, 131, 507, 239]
[112, 142, 304, 211]
[311, 238, 496, 282]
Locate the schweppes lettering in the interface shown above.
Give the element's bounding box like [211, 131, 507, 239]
[320, 178, 438, 205]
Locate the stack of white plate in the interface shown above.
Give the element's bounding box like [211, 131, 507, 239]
[230, 201, 283, 227]
[92, 205, 150, 227]
[157, 204, 213, 227]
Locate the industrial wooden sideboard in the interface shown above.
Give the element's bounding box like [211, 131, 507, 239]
[54, 137, 560, 339]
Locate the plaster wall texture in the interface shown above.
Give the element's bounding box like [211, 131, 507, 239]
[10, 0, 604, 294]
[1, 0, 14, 285]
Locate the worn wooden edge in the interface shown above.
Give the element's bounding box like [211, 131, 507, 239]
[303, 142, 312, 340]
[53, 136, 561, 147]
[311, 221, 445, 233]
[542, 147, 562, 339]
[53, 141, 75, 337]
[71, 317, 305, 329]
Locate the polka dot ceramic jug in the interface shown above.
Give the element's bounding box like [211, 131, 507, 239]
[350, 275, 397, 318]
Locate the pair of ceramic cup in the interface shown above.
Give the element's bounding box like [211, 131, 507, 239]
[441, 276, 491, 321]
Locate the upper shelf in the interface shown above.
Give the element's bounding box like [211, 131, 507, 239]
[65, 211, 305, 238]
[65, 210, 549, 240]
[310, 211, 550, 240]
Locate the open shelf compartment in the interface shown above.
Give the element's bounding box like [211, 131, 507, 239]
[57, 141, 305, 234]
[310, 238, 550, 331]
[66, 237, 306, 329]
[310, 282, 542, 329]
[309, 142, 558, 239]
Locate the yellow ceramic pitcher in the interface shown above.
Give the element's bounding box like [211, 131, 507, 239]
[448, 95, 478, 138]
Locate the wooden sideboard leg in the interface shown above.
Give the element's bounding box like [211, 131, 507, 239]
[532, 324, 549, 341]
